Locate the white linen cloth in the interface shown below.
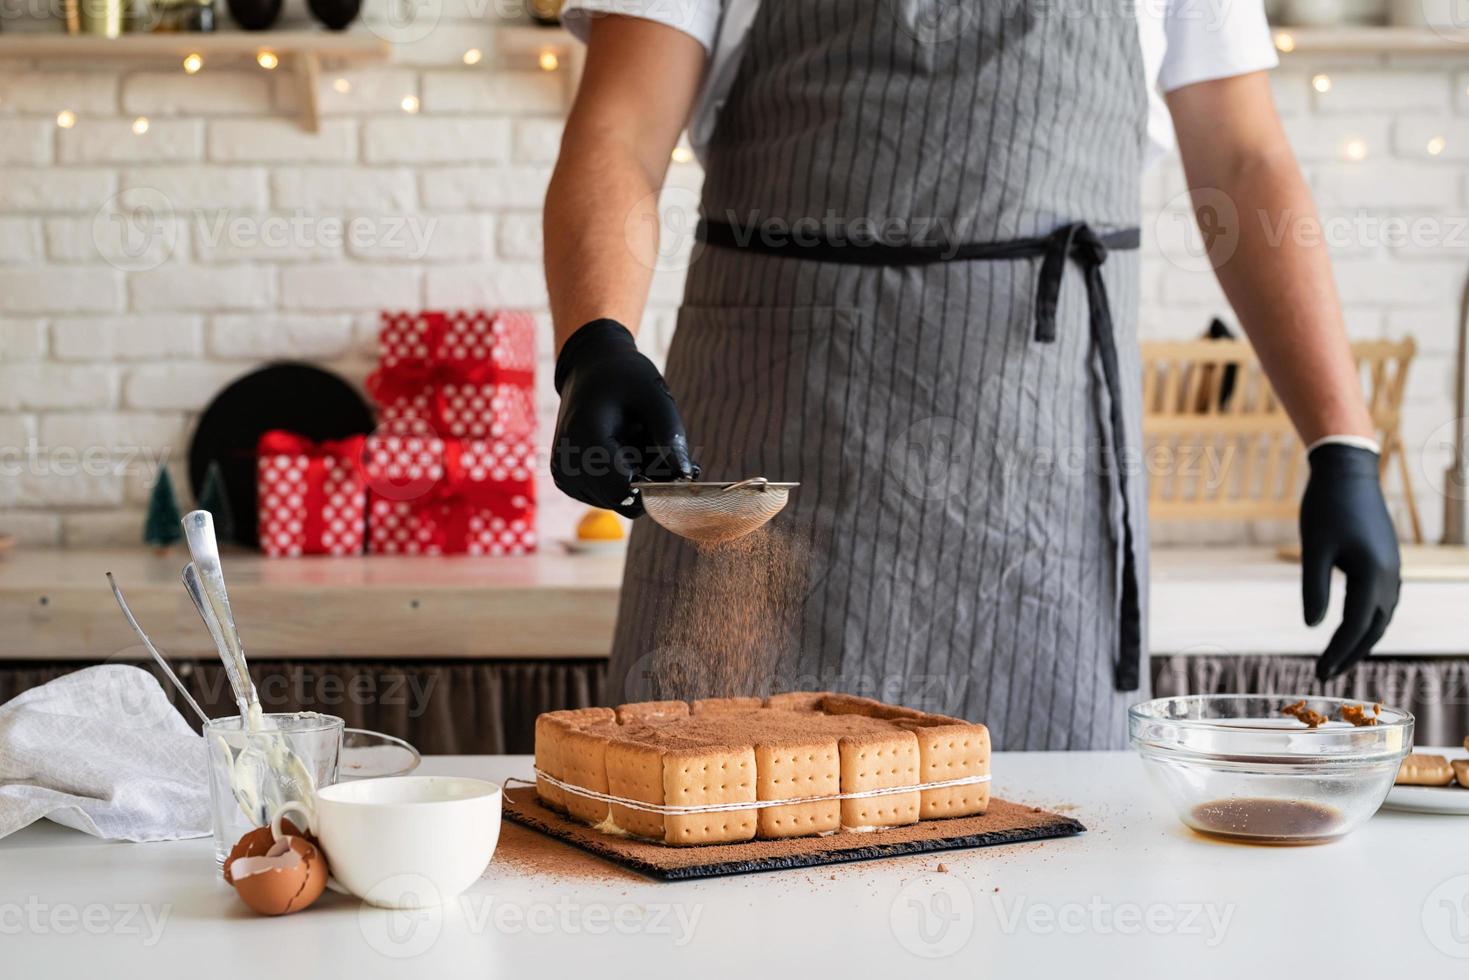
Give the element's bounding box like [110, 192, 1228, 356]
[0, 665, 210, 842]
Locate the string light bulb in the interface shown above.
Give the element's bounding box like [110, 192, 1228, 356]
[131, 116, 149, 135]
[1274, 32, 1295, 53]
[1343, 138, 1367, 162]
[1311, 73, 1331, 93]
[257, 51, 279, 70]
[1427, 136, 1446, 156]
[183, 53, 203, 74]
[332, 78, 351, 94]
[462, 48, 482, 66]
[538, 50, 559, 71]
[400, 94, 420, 114]
[56, 109, 76, 129]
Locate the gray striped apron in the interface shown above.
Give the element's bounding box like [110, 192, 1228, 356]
[609, 0, 1151, 750]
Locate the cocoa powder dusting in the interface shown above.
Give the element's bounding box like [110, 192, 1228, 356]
[637, 526, 810, 701]
[492, 821, 644, 883]
[503, 787, 1082, 876]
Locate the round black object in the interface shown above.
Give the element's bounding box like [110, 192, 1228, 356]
[307, 0, 361, 30]
[227, 0, 282, 30]
[189, 362, 374, 549]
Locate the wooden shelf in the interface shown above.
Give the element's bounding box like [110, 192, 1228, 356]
[1271, 24, 1469, 54]
[0, 30, 390, 131]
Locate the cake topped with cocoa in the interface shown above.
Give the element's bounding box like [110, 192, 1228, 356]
[534, 693, 991, 846]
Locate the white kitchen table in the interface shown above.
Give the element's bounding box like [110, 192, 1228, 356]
[4, 752, 1465, 978]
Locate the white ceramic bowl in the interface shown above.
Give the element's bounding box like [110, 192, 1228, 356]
[282, 775, 501, 909]
[1130, 695, 1412, 845]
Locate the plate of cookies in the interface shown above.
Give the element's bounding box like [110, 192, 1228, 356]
[1383, 741, 1469, 814]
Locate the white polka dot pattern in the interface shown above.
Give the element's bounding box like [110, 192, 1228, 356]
[363, 434, 537, 556]
[374, 309, 538, 440]
[257, 451, 368, 557]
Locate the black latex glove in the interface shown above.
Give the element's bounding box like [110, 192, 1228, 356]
[552, 319, 697, 518]
[1300, 443, 1401, 681]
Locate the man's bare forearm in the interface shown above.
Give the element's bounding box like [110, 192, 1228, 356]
[544, 129, 662, 351]
[1169, 74, 1374, 446]
[1196, 148, 1374, 444]
[543, 15, 704, 356]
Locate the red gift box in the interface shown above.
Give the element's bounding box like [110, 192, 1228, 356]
[256, 431, 368, 557]
[367, 310, 537, 440]
[364, 434, 537, 556]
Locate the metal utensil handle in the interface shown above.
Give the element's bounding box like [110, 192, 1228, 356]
[720, 477, 770, 492]
[181, 511, 253, 711]
[182, 563, 255, 719]
[106, 572, 210, 726]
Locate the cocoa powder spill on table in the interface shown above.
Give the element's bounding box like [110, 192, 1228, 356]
[642, 526, 810, 701]
[492, 822, 644, 883]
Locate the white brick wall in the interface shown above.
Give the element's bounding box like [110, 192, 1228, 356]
[0, 30, 1464, 550]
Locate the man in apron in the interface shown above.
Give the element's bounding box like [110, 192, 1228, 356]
[544, 1, 1400, 749]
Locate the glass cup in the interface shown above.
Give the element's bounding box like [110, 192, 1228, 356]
[339, 728, 422, 780]
[203, 712, 344, 868]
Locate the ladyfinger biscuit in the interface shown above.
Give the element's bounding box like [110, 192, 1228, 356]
[662, 745, 758, 845]
[821, 693, 925, 721]
[1452, 759, 1469, 788]
[1396, 753, 1455, 786]
[559, 727, 614, 825]
[898, 717, 991, 818]
[534, 707, 614, 812]
[838, 729, 920, 830]
[604, 740, 666, 840]
[754, 737, 841, 839]
[691, 697, 764, 715]
[616, 700, 690, 725]
[763, 691, 832, 712]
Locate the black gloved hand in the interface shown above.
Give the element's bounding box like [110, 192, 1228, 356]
[552, 318, 697, 518]
[1300, 443, 1401, 681]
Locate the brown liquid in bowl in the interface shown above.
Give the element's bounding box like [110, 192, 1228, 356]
[1188, 798, 1342, 845]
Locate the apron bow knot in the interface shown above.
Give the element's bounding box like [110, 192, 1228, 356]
[1035, 222, 1110, 343]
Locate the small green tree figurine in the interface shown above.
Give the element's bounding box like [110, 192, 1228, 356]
[197, 460, 236, 545]
[143, 469, 183, 551]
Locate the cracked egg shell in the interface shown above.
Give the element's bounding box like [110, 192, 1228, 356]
[222, 820, 314, 884]
[229, 835, 328, 916]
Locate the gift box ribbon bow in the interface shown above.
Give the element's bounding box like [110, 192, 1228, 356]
[366, 314, 535, 430]
[364, 437, 533, 553]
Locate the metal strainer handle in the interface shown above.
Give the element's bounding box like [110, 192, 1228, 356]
[720, 477, 770, 493]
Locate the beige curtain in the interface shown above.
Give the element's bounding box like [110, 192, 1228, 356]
[7, 656, 1464, 752]
[0, 660, 608, 755]
[1152, 656, 1469, 746]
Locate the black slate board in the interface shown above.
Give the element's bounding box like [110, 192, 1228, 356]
[502, 786, 1085, 881]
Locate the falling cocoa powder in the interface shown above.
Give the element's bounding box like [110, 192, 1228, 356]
[638, 526, 810, 701]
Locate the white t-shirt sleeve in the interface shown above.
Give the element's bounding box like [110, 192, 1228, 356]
[560, 0, 723, 54]
[1157, 0, 1279, 93]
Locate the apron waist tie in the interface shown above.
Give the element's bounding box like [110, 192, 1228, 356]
[697, 218, 1143, 692]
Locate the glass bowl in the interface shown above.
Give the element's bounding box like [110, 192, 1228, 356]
[338, 728, 422, 780]
[1129, 695, 1412, 845]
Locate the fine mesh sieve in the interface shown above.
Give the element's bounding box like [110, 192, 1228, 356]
[632, 478, 799, 546]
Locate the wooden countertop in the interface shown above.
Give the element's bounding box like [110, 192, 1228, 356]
[2, 545, 1465, 661]
[0, 548, 624, 661]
